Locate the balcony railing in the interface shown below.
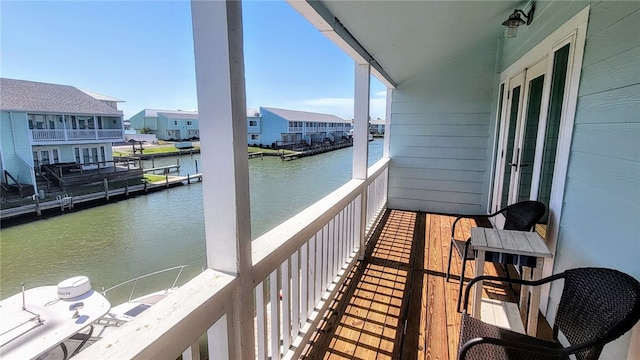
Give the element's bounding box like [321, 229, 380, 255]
[77, 157, 390, 360]
[30, 129, 124, 143]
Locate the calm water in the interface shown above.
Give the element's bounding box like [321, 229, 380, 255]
[0, 140, 383, 300]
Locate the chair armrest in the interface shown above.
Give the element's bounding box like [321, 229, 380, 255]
[461, 273, 566, 313]
[458, 336, 565, 360]
[451, 209, 506, 240]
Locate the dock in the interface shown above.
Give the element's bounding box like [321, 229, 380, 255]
[1, 174, 203, 223]
[248, 152, 264, 159]
[143, 165, 181, 174]
[280, 141, 352, 161]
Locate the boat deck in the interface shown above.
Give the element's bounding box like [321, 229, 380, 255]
[300, 210, 551, 359]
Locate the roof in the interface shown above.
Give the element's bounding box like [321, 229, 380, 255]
[77, 88, 124, 103]
[370, 118, 385, 125]
[289, 1, 519, 87]
[0, 78, 123, 115]
[142, 109, 198, 118]
[157, 111, 199, 120]
[261, 107, 349, 123]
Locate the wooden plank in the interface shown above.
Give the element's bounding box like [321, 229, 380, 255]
[479, 298, 525, 334]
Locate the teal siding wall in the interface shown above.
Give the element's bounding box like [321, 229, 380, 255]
[388, 41, 499, 214]
[0, 111, 35, 185]
[260, 108, 290, 146]
[501, 2, 640, 357]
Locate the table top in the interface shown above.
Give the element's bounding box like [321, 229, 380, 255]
[470, 227, 552, 258]
[0, 286, 110, 359]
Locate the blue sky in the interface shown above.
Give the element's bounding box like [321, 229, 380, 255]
[0, 0, 387, 120]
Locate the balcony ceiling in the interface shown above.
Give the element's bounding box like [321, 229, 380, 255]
[289, 1, 524, 87]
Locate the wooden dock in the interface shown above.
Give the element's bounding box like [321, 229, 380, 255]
[248, 152, 264, 159]
[143, 165, 181, 174]
[0, 173, 202, 222]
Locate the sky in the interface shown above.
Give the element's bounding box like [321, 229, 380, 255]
[0, 0, 387, 120]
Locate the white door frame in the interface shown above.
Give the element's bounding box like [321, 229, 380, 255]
[493, 6, 589, 314]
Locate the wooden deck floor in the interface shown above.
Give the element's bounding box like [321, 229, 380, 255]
[300, 210, 540, 360]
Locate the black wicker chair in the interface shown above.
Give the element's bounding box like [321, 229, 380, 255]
[458, 267, 640, 360]
[446, 200, 546, 312]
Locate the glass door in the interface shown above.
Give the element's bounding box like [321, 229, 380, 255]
[495, 71, 525, 214]
[510, 59, 548, 204]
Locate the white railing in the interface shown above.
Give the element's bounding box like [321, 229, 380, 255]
[67, 130, 97, 140]
[77, 158, 390, 360]
[30, 129, 66, 141]
[31, 129, 123, 143]
[288, 126, 303, 133]
[97, 129, 124, 139]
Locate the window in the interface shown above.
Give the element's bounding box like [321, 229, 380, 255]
[249, 120, 257, 126]
[46, 115, 56, 129]
[174, 121, 178, 126]
[75, 148, 81, 163]
[187, 121, 192, 126]
[250, 134, 260, 140]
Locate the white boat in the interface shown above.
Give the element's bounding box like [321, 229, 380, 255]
[0, 254, 205, 359]
[0, 276, 110, 360]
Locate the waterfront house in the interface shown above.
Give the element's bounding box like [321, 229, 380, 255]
[79, 1, 640, 359]
[254, 106, 352, 147]
[129, 109, 200, 141]
[369, 117, 385, 136]
[0, 78, 126, 195]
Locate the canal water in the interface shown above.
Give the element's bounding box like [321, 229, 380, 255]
[0, 140, 383, 301]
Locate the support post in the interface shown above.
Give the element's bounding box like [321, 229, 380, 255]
[35, 195, 41, 217]
[125, 178, 129, 197]
[103, 178, 109, 201]
[192, 0, 253, 357]
[384, 88, 392, 158]
[354, 63, 370, 259]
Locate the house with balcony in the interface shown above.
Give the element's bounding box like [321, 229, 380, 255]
[129, 109, 200, 141]
[0, 78, 127, 195]
[255, 106, 352, 147]
[79, 1, 640, 360]
[369, 117, 385, 137]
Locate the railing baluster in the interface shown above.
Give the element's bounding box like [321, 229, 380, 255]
[281, 259, 291, 353]
[327, 218, 334, 283]
[291, 251, 300, 340]
[302, 240, 310, 319]
[269, 270, 281, 360]
[208, 314, 229, 360]
[308, 235, 317, 318]
[256, 281, 268, 360]
[181, 341, 200, 360]
[315, 230, 323, 306]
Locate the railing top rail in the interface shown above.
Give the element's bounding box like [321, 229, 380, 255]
[76, 269, 237, 360]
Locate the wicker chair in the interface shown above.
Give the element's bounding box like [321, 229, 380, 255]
[446, 200, 546, 312]
[458, 267, 640, 360]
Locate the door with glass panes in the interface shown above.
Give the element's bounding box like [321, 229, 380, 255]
[491, 43, 572, 231]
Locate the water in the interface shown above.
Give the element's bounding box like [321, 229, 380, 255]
[0, 140, 383, 300]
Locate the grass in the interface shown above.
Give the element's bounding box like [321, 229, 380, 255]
[248, 147, 296, 155]
[144, 174, 167, 183]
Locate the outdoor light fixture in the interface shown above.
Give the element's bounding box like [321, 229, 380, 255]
[502, 4, 535, 38]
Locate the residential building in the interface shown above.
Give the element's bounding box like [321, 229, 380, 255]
[369, 117, 385, 136]
[79, 1, 640, 359]
[129, 109, 199, 140]
[250, 106, 351, 146]
[0, 78, 125, 194]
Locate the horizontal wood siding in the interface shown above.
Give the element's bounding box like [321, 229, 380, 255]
[503, 2, 640, 358]
[388, 42, 498, 214]
[0, 112, 34, 185]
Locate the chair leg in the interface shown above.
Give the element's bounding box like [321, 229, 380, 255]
[446, 239, 454, 282]
[457, 257, 467, 313]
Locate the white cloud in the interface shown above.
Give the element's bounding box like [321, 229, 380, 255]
[374, 90, 387, 98]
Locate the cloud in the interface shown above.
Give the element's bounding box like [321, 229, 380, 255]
[374, 90, 387, 97]
[285, 96, 386, 120]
